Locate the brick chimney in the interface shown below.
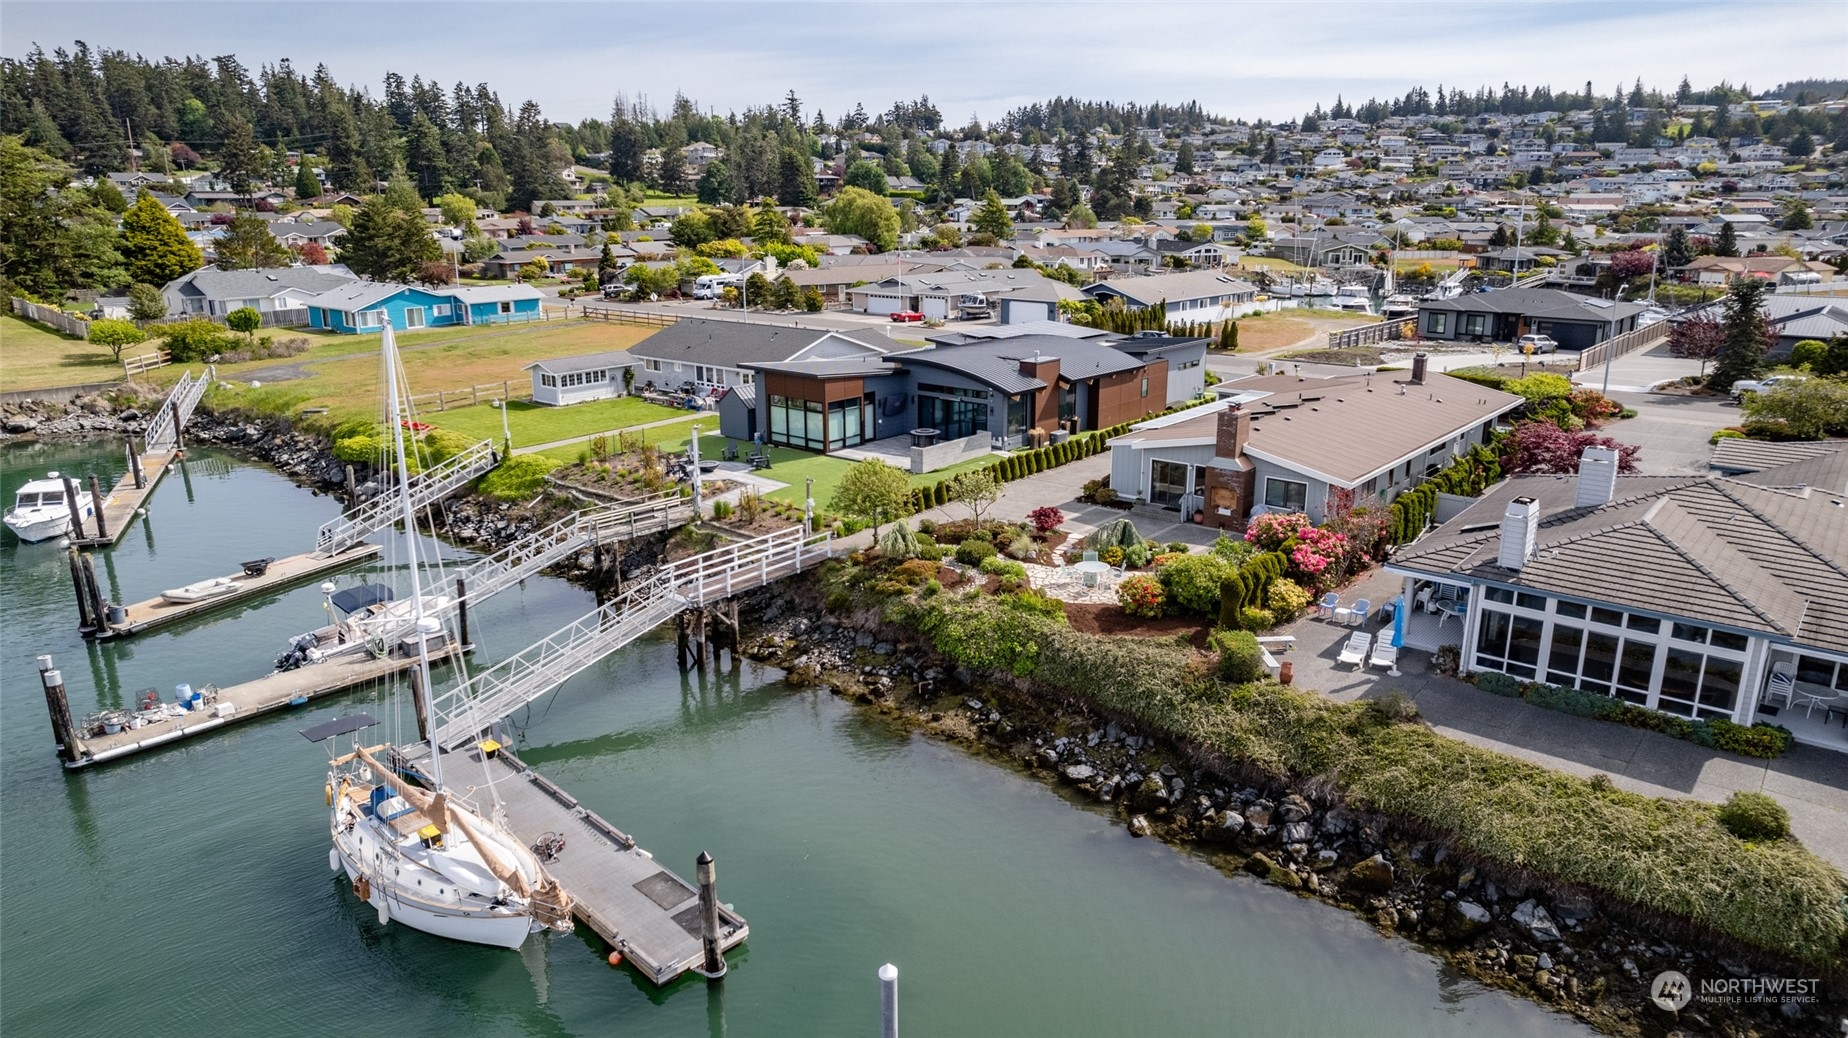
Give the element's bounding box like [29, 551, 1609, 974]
[1410, 352, 1428, 385]
[1216, 402, 1252, 459]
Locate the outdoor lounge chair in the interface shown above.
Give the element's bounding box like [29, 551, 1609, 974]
[1337, 632, 1372, 668]
[1316, 592, 1339, 620]
[1368, 642, 1399, 671]
[1336, 598, 1370, 626]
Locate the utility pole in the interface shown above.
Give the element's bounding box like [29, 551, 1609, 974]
[125, 118, 136, 173]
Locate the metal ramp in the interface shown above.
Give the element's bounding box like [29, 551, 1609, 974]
[142, 367, 212, 452]
[429, 525, 835, 749]
[445, 495, 694, 610]
[314, 439, 498, 555]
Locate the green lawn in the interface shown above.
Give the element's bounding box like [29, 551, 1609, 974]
[0, 314, 124, 391]
[429, 396, 689, 448]
[648, 430, 996, 508]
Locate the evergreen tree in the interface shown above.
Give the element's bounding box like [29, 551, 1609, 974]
[695, 161, 734, 205]
[216, 113, 262, 196]
[607, 121, 646, 184]
[751, 205, 792, 245]
[776, 147, 816, 207]
[341, 196, 440, 281]
[1662, 226, 1693, 269]
[935, 143, 961, 205]
[381, 170, 423, 213]
[214, 211, 291, 269]
[597, 242, 620, 285]
[656, 147, 688, 195]
[120, 191, 203, 286]
[404, 112, 449, 199]
[1714, 220, 1739, 257]
[972, 190, 1013, 240]
[1175, 140, 1195, 174]
[1780, 203, 1812, 231]
[1706, 276, 1772, 392]
[294, 162, 322, 201]
[844, 160, 888, 195]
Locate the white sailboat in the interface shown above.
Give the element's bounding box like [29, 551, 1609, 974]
[308, 325, 572, 949]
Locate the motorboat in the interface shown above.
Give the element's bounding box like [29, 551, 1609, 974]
[4, 472, 101, 543]
[1330, 284, 1375, 315]
[1380, 294, 1420, 319]
[1303, 276, 1337, 296]
[276, 582, 453, 671]
[161, 577, 241, 604]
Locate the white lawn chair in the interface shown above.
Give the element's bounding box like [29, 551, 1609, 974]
[1336, 598, 1370, 626]
[1368, 642, 1399, 671]
[1765, 664, 1796, 709]
[1337, 632, 1372, 668]
[1414, 585, 1434, 614]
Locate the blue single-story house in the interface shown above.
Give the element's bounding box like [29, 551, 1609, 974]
[304, 281, 545, 333]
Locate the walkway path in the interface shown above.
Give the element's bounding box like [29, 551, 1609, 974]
[515, 411, 701, 457]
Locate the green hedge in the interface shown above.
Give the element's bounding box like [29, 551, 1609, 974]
[1389, 437, 1506, 544]
[875, 586, 1847, 963]
[1491, 678, 1794, 759]
[1216, 551, 1287, 628]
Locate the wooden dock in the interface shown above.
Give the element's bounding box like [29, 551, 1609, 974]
[68, 448, 177, 548]
[418, 741, 748, 985]
[93, 544, 383, 640]
[59, 644, 461, 770]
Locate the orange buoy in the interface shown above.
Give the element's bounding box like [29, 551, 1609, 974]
[606, 950, 623, 968]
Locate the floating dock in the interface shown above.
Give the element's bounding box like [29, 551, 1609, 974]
[412, 741, 748, 986]
[93, 544, 383, 640]
[71, 367, 211, 549]
[43, 644, 461, 770]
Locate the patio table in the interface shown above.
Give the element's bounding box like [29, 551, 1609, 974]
[1438, 600, 1467, 627]
[1073, 560, 1113, 588]
[1794, 682, 1846, 722]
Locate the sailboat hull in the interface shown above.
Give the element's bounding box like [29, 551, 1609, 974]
[332, 808, 537, 950]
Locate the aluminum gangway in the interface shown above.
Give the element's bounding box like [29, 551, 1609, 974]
[428, 524, 835, 749]
[141, 366, 212, 452]
[314, 439, 498, 555]
[442, 494, 694, 611]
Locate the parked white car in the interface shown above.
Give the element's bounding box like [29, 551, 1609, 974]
[1730, 374, 1805, 400]
[1516, 334, 1559, 354]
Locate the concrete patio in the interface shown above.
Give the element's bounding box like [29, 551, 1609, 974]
[1276, 568, 1848, 870]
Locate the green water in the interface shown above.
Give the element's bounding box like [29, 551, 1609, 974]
[0, 439, 1590, 1037]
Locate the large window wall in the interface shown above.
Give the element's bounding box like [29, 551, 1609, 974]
[917, 383, 989, 440]
[1471, 587, 1750, 721]
[768, 392, 872, 452]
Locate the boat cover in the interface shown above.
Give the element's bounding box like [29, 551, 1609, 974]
[329, 583, 394, 615]
[299, 713, 380, 743]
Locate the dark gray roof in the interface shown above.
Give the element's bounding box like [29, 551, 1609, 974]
[1709, 437, 1846, 475]
[892, 334, 1149, 393]
[164, 265, 355, 301]
[1418, 287, 1650, 324]
[1391, 474, 1848, 652]
[523, 350, 635, 375]
[722, 384, 756, 409]
[628, 319, 882, 367]
[746, 356, 898, 378]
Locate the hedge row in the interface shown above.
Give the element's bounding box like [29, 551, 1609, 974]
[898, 423, 1140, 516]
[1388, 438, 1506, 544]
[1216, 551, 1287, 628]
[1479, 674, 1795, 759]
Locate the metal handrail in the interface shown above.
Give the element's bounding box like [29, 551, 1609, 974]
[315, 439, 497, 555]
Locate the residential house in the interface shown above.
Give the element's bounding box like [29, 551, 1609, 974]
[524, 351, 639, 406]
[304, 282, 544, 333]
[625, 320, 890, 407]
[1082, 269, 1259, 321]
[1152, 237, 1236, 269]
[1674, 255, 1836, 287]
[268, 220, 345, 249]
[1385, 448, 1848, 752]
[478, 244, 602, 279]
[847, 270, 1065, 321]
[1105, 358, 1521, 524]
[161, 265, 357, 317]
[1416, 288, 1650, 349]
[1676, 294, 1848, 357]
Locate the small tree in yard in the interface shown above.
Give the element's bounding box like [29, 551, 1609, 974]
[413, 260, 455, 287]
[948, 469, 1002, 522]
[1668, 311, 1724, 377]
[830, 459, 911, 539]
[1740, 377, 1848, 440]
[88, 318, 147, 362]
[1028, 505, 1064, 533]
[1706, 276, 1774, 392]
[226, 307, 262, 342]
[519, 258, 549, 283]
[1502, 422, 1640, 474]
[127, 283, 168, 324]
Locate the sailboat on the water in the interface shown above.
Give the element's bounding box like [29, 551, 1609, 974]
[304, 325, 572, 949]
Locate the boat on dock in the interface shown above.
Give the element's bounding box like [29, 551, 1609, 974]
[4, 473, 101, 543]
[1330, 284, 1374, 315]
[275, 582, 451, 671]
[160, 577, 241, 604]
[1380, 294, 1420, 319]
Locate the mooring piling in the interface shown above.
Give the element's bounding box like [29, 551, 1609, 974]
[78, 552, 108, 633]
[698, 851, 726, 980]
[67, 548, 95, 632]
[455, 575, 470, 646]
[60, 475, 87, 540]
[125, 439, 143, 490]
[38, 655, 79, 765]
[345, 464, 358, 508]
[87, 474, 109, 541]
[880, 963, 899, 1038]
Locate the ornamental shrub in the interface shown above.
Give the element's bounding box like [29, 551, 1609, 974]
[1209, 628, 1264, 683]
[1028, 505, 1064, 533]
[332, 435, 378, 463]
[478, 454, 560, 500]
[1265, 578, 1314, 622]
[1475, 672, 1523, 697]
[1157, 552, 1235, 616]
[979, 556, 1027, 581]
[1717, 791, 1790, 842]
[1116, 573, 1165, 618]
[1707, 718, 1793, 759]
[1238, 606, 1275, 631]
[954, 539, 998, 566]
[1100, 545, 1125, 566]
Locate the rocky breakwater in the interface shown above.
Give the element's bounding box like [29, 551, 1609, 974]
[733, 586, 1842, 1038]
[1, 389, 159, 439]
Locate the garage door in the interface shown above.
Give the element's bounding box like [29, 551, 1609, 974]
[921, 297, 948, 320]
[1546, 322, 1598, 351]
[864, 294, 903, 316]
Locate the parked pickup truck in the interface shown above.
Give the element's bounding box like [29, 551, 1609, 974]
[1730, 374, 1805, 400]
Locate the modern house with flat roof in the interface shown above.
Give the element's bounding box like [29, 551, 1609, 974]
[1415, 287, 1650, 350]
[1385, 448, 1848, 752]
[1106, 357, 1523, 522]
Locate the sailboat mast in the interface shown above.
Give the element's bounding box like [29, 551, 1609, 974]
[381, 325, 443, 786]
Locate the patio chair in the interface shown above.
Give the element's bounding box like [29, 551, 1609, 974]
[1414, 585, 1435, 614]
[1368, 642, 1399, 671]
[1336, 598, 1370, 626]
[1337, 632, 1373, 668]
[1765, 664, 1796, 709]
[1316, 592, 1340, 620]
[1082, 550, 1098, 564]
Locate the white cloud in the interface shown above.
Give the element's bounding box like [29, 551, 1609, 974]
[5, 1, 1842, 124]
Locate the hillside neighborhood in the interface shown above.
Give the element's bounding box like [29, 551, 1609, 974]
[3, 41, 1848, 1038]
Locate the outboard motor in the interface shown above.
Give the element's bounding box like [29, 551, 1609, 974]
[276, 632, 319, 672]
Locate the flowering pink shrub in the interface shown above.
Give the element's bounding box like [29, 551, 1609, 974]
[1244, 511, 1311, 552]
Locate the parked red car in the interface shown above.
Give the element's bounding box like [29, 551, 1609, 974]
[888, 310, 925, 322]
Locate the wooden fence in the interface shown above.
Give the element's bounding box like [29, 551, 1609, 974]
[10, 297, 90, 338]
[407, 380, 528, 412]
[579, 306, 680, 328]
[122, 349, 172, 378]
[148, 307, 310, 330]
[1327, 318, 1416, 350]
[1575, 322, 1672, 373]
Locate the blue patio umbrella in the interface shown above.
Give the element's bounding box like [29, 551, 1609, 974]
[1391, 591, 1407, 648]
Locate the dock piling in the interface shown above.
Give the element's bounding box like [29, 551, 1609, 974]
[60, 475, 88, 540]
[87, 475, 109, 540]
[169, 400, 184, 451]
[79, 552, 109, 633]
[456, 576, 469, 646]
[697, 851, 726, 980]
[68, 548, 96, 632]
[345, 464, 358, 508]
[880, 963, 899, 1038]
[125, 440, 143, 489]
[676, 613, 689, 670]
[411, 666, 430, 744]
[38, 656, 79, 765]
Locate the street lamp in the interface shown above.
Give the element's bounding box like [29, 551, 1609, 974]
[689, 423, 703, 518]
[804, 477, 815, 535]
[490, 398, 512, 456]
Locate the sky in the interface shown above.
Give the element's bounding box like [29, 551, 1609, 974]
[5, 1, 1845, 126]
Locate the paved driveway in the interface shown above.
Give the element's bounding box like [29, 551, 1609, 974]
[1600, 391, 1736, 475]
